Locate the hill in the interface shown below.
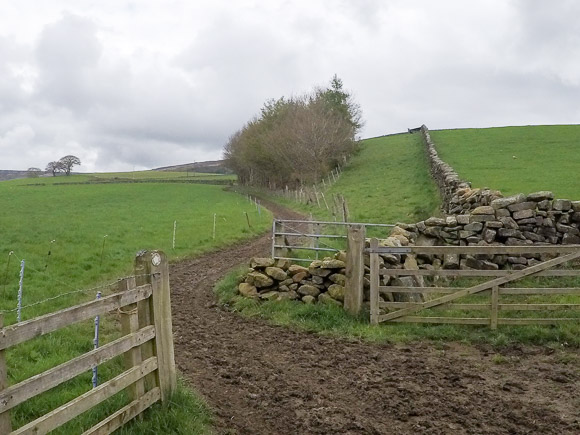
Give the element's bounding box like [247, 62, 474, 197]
[153, 159, 231, 174]
[430, 125, 580, 198]
[0, 169, 29, 181]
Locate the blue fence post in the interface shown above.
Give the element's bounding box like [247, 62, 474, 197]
[92, 291, 102, 388]
[17, 260, 25, 323]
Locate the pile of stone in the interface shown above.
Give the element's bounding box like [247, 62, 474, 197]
[238, 256, 347, 305]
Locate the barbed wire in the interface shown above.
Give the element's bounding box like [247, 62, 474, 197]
[0, 273, 152, 314]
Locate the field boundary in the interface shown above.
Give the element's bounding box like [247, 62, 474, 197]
[365, 241, 580, 327]
[0, 250, 176, 434]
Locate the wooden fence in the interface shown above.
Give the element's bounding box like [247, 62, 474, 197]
[365, 241, 580, 327]
[0, 250, 176, 434]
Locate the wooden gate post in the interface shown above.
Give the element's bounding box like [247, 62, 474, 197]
[344, 225, 365, 316]
[135, 250, 177, 404]
[0, 315, 11, 433]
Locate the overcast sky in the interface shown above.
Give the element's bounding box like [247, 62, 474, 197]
[0, 0, 579, 172]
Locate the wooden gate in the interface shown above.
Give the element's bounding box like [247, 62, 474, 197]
[367, 241, 580, 328]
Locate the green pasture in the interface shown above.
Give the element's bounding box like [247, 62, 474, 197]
[430, 125, 580, 199]
[0, 178, 268, 433]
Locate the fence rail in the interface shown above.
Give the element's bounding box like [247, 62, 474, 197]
[364, 240, 580, 328]
[0, 250, 176, 434]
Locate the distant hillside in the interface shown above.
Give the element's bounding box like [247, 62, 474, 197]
[153, 160, 231, 174]
[0, 170, 29, 181]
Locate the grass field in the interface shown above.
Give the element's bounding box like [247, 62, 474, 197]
[430, 125, 580, 198]
[0, 175, 269, 433]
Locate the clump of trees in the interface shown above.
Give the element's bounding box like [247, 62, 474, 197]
[224, 75, 362, 188]
[45, 155, 81, 176]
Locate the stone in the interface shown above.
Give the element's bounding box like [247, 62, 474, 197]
[465, 256, 483, 269]
[265, 267, 287, 281]
[318, 293, 342, 306]
[275, 258, 292, 270]
[513, 209, 534, 220]
[517, 218, 537, 225]
[572, 201, 580, 212]
[238, 282, 258, 298]
[259, 291, 280, 301]
[246, 272, 274, 288]
[288, 264, 309, 275]
[321, 259, 346, 269]
[485, 221, 504, 229]
[571, 212, 580, 223]
[456, 215, 470, 225]
[562, 233, 580, 244]
[278, 285, 290, 292]
[553, 199, 572, 211]
[507, 256, 528, 265]
[446, 216, 458, 226]
[556, 223, 580, 235]
[279, 278, 294, 287]
[335, 251, 347, 262]
[498, 228, 523, 239]
[464, 222, 484, 232]
[327, 284, 345, 302]
[276, 291, 299, 301]
[527, 191, 554, 202]
[329, 273, 346, 286]
[250, 257, 275, 269]
[292, 271, 309, 283]
[390, 226, 412, 238]
[472, 206, 495, 215]
[424, 217, 447, 226]
[459, 230, 476, 239]
[483, 229, 497, 243]
[308, 266, 332, 277]
[289, 283, 298, 291]
[507, 201, 536, 212]
[312, 275, 324, 285]
[522, 231, 545, 242]
[481, 260, 499, 270]
[443, 253, 460, 269]
[495, 209, 511, 217]
[491, 194, 525, 209]
[470, 214, 495, 222]
[537, 200, 552, 210]
[302, 295, 315, 304]
[392, 234, 410, 246]
[423, 227, 441, 238]
[297, 284, 320, 298]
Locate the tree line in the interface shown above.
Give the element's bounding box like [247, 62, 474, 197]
[27, 155, 81, 177]
[224, 75, 362, 189]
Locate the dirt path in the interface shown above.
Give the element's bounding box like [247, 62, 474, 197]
[170, 200, 579, 434]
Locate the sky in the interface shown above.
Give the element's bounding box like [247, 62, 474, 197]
[0, 0, 579, 172]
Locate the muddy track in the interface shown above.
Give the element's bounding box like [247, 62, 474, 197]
[170, 199, 579, 434]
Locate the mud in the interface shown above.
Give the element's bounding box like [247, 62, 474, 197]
[170, 199, 579, 434]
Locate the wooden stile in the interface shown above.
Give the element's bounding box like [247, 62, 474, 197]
[344, 225, 365, 316]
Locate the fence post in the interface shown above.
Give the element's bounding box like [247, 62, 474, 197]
[490, 285, 499, 330]
[369, 238, 380, 324]
[344, 225, 365, 316]
[148, 251, 177, 403]
[0, 315, 11, 433]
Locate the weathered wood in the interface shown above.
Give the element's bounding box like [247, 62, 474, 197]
[490, 286, 499, 330]
[344, 225, 365, 315]
[499, 303, 580, 311]
[379, 269, 580, 277]
[82, 387, 161, 435]
[379, 302, 491, 310]
[135, 251, 155, 390]
[149, 251, 177, 403]
[385, 316, 490, 325]
[368, 245, 580, 255]
[0, 315, 11, 434]
[498, 318, 577, 325]
[118, 277, 145, 403]
[0, 326, 155, 414]
[0, 284, 152, 351]
[13, 357, 158, 435]
[369, 239, 380, 325]
[380, 250, 580, 322]
[381, 286, 580, 295]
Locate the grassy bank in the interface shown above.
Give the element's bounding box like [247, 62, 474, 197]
[0, 175, 269, 432]
[430, 125, 580, 198]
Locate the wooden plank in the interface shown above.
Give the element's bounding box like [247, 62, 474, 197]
[12, 357, 158, 435]
[134, 251, 155, 391]
[369, 239, 380, 325]
[498, 318, 578, 325]
[499, 304, 580, 311]
[0, 326, 155, 414]
[501, 287, 580, 295]
[344, 225, 365, 316]
[118, 278, 145, 403]
[381, 286, 580, 295]
[379, 302, 490, 310]
[0, 284, 152, 351]
[369, 245, 580, 255]
[490, 286, 499, 330]
[379, 250, 580, 322]
[384, 316, 490, 325]
[0, 315, 11, 434]
[82, 387, 161, 435]
[149, 251, 177, 403]
[379, 269, 580, 277]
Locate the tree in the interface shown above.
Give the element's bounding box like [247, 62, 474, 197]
[45, 161, 64, 177]
[27, 167, 43, 178]
[59, 155, 81, 176]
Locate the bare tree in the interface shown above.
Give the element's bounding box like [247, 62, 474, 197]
[59, 155, 81, 176]
[45, 161, 64, 177]
[27, 167, 43, 178]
